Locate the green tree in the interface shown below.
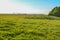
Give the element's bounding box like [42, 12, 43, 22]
[49, 6, 60, 17]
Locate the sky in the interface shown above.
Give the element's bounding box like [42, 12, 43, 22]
[0, 0, 60, 14]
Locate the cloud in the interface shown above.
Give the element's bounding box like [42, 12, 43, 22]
[0, 0, 49, 14]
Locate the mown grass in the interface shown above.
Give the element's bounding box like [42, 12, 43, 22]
[0, 14, 60, 40]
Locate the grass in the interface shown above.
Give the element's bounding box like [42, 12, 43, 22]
[0, 14, 60, 40]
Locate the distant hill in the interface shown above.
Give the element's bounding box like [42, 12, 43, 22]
[0, 14, 60, 20]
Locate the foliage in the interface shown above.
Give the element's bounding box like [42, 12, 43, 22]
[49, 6, 60, 17]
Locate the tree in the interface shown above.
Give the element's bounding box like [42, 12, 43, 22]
[49, 6, 60, 17]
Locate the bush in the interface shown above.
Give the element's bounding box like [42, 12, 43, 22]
[49, 6, 60, 17]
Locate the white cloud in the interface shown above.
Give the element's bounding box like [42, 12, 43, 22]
[0, 0, 49, 14]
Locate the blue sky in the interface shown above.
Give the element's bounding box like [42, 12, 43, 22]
[0, 0, 60, 14]
[12, 0, 60, 9]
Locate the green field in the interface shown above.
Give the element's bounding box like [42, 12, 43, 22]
[0, 14, 60, 40]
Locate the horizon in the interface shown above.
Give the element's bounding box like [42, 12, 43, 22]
[0, 0, 60, 14]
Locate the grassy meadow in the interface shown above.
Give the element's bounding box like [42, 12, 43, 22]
[0, 14, 60, 40]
